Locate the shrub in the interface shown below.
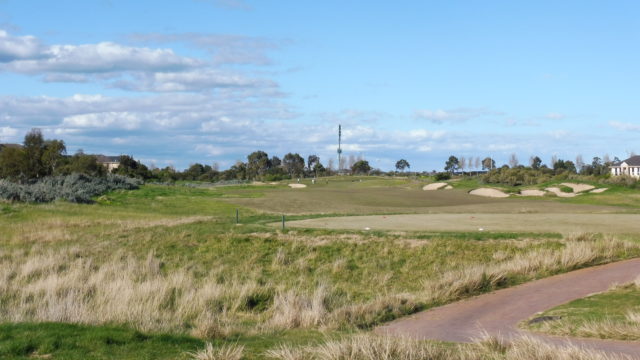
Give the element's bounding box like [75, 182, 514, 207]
[0, 174, 141, 203]
[434, 172, 451, 181]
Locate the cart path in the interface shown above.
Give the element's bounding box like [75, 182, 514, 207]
[376, 258, 640, 358]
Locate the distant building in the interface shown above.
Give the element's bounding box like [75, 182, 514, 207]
[610, 156, 640, 178]
[95, 155, 121, 172]
[0, 143, 23, 151]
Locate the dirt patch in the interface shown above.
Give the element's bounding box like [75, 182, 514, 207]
[445, 185, 453, 190]
[520, 190, 546, 197]
[470, 188, 510, 198]
[591, 188, 609, 194]
[561, 183, 596, 193]
[288, 184, 307, 188]
[422, 182, 448, 191]
[546, 187, 578, 198]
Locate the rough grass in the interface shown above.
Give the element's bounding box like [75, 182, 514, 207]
[263, 333, 627, 360]
[1, 181, 640, 358]
[0, 233, 635, 337]
[525, 278, 640, 341]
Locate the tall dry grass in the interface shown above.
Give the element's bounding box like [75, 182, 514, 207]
[0, 233, 636, 337]
[263, 333, 628, 360]
[331, 234, 638, 328]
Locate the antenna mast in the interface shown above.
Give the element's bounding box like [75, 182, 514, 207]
[337, 124, 342, 171]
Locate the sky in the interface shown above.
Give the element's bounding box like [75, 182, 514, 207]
[0, 0, 638, 171]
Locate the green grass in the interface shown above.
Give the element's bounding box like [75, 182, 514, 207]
[1, 176, 640, 358]
[524, 284, 640, 340]
[0, 323, 203, 360]
[0, 323, 334, 360]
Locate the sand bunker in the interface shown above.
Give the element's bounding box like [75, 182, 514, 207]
[423, 182, 448, 191]
[520, 189, 546, 197]
[445, 185, 453, 190]
[545, 187, 577, 198]
[561, 183, 595, 193]
[590, 188, 608, 194]
[288, 183, 307, 188]
[469, 188, 510, 198]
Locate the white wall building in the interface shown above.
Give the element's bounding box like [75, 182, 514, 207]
[610, 156, 640, 178]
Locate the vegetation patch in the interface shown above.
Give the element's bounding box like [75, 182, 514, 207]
[0, 174, 141, 203]
[523, 281, 640, 341]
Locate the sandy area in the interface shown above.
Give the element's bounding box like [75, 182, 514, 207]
[590, 188, 608, 194]
[422, 182, 448, 191]
[284, 213, 640, 234]
[288, 183, 307, 188]
[545, 187, 578, 198]
[520, 189, 546, 197]
[561, 183, 596, 193]
[469, 188, 510, 198]
[444, 185, 453, 190]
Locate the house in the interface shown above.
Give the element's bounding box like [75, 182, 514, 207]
[610, 156, 640, 178]
[0, 143, 23, 151]
[95, 155, 121, 172]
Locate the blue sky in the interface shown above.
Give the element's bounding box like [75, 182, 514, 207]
[0, 0, 638, 171]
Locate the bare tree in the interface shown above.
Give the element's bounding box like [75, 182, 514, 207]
[339, 156, 346, 171]
[475, 157, 481, 171]
[327, 158, 335, 171]
[460, 156, 467, 173]
[212, 162, 220, 171]
[508, 153, 519, 168]
[575, 155, 584, 172]
[603, 154, 611, 164]
[347, 154, 356, 169]
[551, 155, 558, 167]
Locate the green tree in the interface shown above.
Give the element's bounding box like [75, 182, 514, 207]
[23, 128, 47, 179]
[444, 156, 460, 173]
[282, 153, 305, 178]
[482, 157, 496, 170]
[42, 139, 66, 175]
[351, 160, 371, 174]
[395, 159, 410, 172]
[59, 152, 106, 177]
[0, 146, 26, 180]
[530, 156, 542, 170]
[247, 150, 270, 180]
[114, 155, 151, 179]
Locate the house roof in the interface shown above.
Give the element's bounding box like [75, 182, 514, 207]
[95, 155, 120, 163]
[0, 143, 23, 150]
[623, 155, 640, 167]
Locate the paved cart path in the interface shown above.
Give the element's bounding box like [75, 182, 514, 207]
[376, 258, 640, 358]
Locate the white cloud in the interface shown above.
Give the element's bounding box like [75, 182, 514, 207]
[5, 42, 200, 74]
[0, 30, 280, 94]
[129, 32, 278, 65]
[414, 108, 501, 124]
[548, 130, 569, 139]
[610, 121, 640, 132]
[545, 112, 565, 120]
[113, 70, 275, 92]
[0, 126, 18, 138]
[0, 29, 44, 62]
[63, 112, 143, 130]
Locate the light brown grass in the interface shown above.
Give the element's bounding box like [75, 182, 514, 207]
[263, 333, 628, 360]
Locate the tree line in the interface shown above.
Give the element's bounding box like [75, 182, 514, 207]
[0, 130, 382, 183]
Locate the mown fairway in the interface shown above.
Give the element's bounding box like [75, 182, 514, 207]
[1, 176, 639, 359]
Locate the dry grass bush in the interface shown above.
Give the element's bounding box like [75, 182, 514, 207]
[0, 233, 636, 337]
[263, 334, 627, 360]
[422, 234, 634, 304]
[187, 343, 244, 360]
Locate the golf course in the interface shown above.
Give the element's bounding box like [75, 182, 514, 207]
[1, 175, 640, 359]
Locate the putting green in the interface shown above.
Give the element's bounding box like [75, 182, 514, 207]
[283, 213, 640, 234]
